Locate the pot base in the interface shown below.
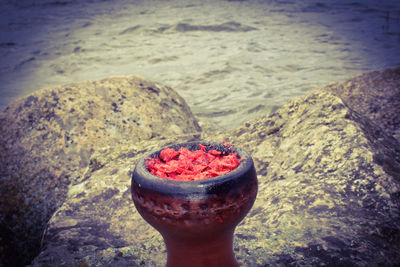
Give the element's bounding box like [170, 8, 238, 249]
[164, 229, 238, 267]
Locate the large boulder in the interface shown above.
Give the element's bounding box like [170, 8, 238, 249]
[227, 88, 400, 266]
[0, 76, 201, 266]
[29, 68, 400, 266]
[329, 67, 400, 141]
[28, 135, 201, 267]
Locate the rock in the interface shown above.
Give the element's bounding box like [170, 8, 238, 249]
[29, 69, 400, 266]
[226, 88, 400, 266]
[0, 75, 201, 266]
[29, 135, 202, 267]
[329, 67, 400, 142]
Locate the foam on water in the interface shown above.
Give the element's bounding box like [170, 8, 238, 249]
[1, 0, 399, 129]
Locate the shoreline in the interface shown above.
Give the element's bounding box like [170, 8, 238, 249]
[1, 0, 399, 129]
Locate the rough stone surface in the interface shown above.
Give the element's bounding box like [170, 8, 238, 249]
[28, 68, 400, 266]
[329, 67, 400, 142]
[226, 88, 400, 266]
[0, 76, 200, 266]
[29, 135, 202, 267]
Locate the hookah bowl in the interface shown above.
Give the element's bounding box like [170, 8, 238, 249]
[131, 141, 258, 267]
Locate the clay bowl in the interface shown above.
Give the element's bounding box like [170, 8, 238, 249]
[131, 141, 258, 267]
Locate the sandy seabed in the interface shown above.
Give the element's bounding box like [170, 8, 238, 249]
[0, 0, 400, 129]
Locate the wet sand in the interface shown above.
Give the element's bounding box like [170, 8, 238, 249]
[0, 0, 399, 129]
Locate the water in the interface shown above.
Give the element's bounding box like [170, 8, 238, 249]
[1, 0, 399, 129]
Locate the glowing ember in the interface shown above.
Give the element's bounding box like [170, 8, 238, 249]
[146, 144, 241, 181]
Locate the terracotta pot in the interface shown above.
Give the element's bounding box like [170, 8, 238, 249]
[131, 141, 258, 267]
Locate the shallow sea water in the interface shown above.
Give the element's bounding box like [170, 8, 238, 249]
[0, 0, 399, 129]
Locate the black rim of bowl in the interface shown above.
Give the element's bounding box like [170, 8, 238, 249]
[132, 141, 256, 198]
